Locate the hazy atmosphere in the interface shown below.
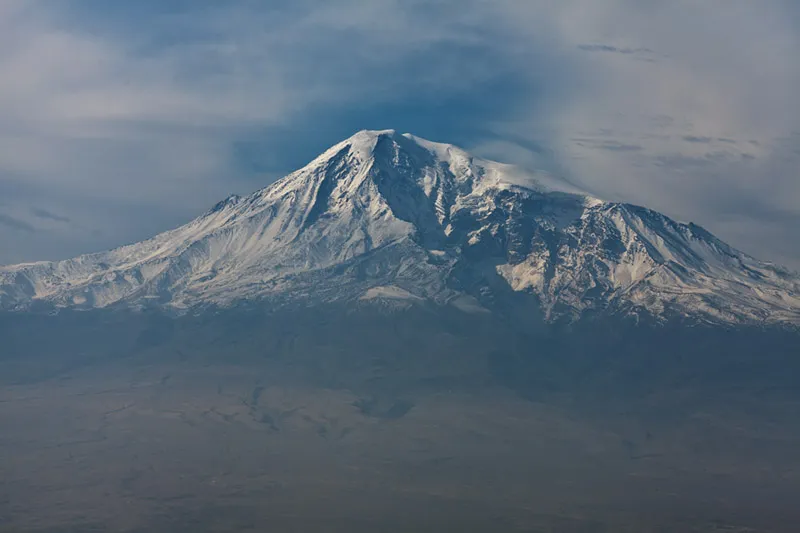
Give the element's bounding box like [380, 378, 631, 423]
[2, 2, 800, 533]
[1, 0, 799, 269]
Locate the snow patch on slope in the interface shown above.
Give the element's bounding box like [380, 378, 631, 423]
[361, 286, 424, 301]
[1, 129, 798, 326]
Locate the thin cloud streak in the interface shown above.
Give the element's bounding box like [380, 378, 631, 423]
[0, 213, 36, 233]
[31, 207, 70, 223]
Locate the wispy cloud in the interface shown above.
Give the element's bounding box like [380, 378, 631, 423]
[0, 1, 798, 268]
[682, 136, 714, 144]
[0, 213, 35, 233]
[31, 207, 70, 223]
[577, 44, 655, 56]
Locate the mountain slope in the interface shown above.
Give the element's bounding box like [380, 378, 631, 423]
[1, 130, 798, 325]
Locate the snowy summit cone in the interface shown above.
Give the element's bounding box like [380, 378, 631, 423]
[1, 130, 798, 325]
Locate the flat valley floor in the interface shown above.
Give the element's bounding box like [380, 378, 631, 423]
[2, 351, 800, 533]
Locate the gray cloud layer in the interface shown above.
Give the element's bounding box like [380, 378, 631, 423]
[0, 0, 798, 268]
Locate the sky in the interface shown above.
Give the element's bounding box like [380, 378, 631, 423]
[0, 0, 798, 269]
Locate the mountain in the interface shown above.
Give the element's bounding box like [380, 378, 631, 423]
[1, 129, 798, 325]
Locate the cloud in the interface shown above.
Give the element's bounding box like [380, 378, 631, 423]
[0, 213, 35, 233]
[30, 207, 70, 223]
[0, 1, 546, 195]
[577, 44, 655, 55]
[493, 0, 800, 268]
[0, 1, 798, 269]
[0, 0, 560, 262]
[573, 139, 644, 152]
[682, 136, 713, 144]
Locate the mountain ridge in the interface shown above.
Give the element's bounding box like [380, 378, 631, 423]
[1, 130, 798, 326]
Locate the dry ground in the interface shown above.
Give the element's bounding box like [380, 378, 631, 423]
[2, 354, 800, 532]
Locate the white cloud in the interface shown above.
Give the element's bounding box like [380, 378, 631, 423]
[481, 0, 800, 267]
[0, 0, 798, 268]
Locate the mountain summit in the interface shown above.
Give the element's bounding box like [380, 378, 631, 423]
[1, 130, 798, 325]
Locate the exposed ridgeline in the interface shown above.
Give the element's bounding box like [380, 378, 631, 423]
[1, 130, 798, 325]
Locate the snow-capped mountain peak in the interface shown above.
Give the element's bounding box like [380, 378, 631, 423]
[1, 130, 798, 326]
